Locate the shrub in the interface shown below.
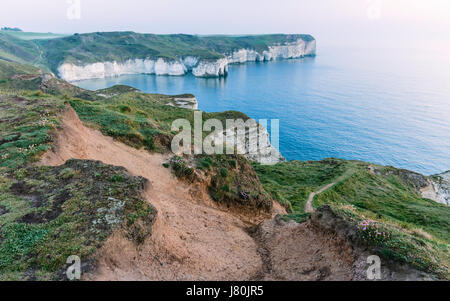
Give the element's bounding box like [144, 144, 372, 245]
[170, 157, 194, 179]
[110, 174, 125, 182]
[60, 168, 76, 179]
[143, 137, 155, 150]
[220, 167, 228, 178]
[199, 157, 213, 170]
[358, 219, 391, 246]
[117, 104, 131, 113]
[228, 160, 237, 168]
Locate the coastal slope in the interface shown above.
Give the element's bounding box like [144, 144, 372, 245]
[0, 59, 448, 281]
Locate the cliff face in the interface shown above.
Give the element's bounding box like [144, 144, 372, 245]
[208, 122, 285, 165]
[423, 171, 450, 206]
[192, 58, 228, 77]
[227, 38, 316, 63]
[164, 95, 284, 165]
[166, 95, 199, 110]
[58, 58, 187, 81]
[57, 38, 316, 81]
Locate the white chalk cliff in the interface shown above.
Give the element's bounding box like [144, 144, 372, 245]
[192, 58, 228, 78]
[168, 97, 284, 165]
[58, 39, 316, 81]
[227, 39, 316, 63]
[209, 121, 285, 165]
[166, 96, 199, 110]
[422, 171, 450, 206]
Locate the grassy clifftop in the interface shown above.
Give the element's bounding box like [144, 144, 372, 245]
[254, 159, 450, 278]
[0, 31, 315, 75]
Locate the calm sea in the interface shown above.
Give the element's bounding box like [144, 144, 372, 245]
[75, 44, 450, 175]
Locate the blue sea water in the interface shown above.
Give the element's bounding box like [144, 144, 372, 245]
[75, 44, 450, 175]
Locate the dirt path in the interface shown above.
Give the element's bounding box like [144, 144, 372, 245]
[40, 107, 273, 280]
[304, 167, 356, 213]
[304, 183, 337, 213]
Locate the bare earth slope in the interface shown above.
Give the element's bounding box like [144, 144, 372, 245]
[39, 106, 379, 281]
[40, 106, 265, 280]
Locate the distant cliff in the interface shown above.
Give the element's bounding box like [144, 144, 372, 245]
[34, 32, 316, 81]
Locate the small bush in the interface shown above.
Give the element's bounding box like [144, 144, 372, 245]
[199, 157, 213, 170]
[228, 160, 237, 168]
[117, 104, 131, 113]
[60, 168, 76, 180]
[358, 219, 391, 246]
[110, 174, 124, 182]
[171, 158, 194, 179]
[221, 184, 230, 192]
[220, 168, 228, 178]
[143, 137, 155, 150]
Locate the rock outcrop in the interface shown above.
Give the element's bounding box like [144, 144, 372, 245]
[166, 95, 199, 110]
[423, 171, 450, 206]
[58, 38, 316, 81]
[227, 38, 316, 63]
[207, 120, 285, 165]
[373, 166, 449, 206]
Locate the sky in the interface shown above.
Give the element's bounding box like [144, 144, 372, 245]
[1, 0, 450, 46]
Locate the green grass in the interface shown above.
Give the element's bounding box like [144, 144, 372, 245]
[0, 31, 69, 41]
[254, 159, 450, 278]
[316, 165, 450, 241]
[68, 88, 250, 152]
[0, 90, 65, 169]
[1, 52, 447, 279]
[0, 66, 162, 280]
[196, 154, 272, 212]
[167, 154, 272, 212]
[0, 59, 103, 100]
[0, 32, 47, 68]
[0, 159, 155, 280]
[252, 158, 349, 212]
[1, 31, 315, 75]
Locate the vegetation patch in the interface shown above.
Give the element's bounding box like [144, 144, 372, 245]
[255, 159, 450, 278]
[0, 159, 156, 280]
[0, 90, 65, 169]
[253, 158, 348, 212]
[169, 154, 273, 213]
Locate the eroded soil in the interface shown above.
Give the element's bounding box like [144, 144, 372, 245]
[40, 106, 357, 281]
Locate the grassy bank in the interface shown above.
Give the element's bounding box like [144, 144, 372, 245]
[0, 86, 156, 280]
[254, 159, 450, 278]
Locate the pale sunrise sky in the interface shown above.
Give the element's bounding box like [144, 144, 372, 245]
[1, 0, 450, 45]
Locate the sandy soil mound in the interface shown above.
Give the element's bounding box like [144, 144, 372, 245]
[250, 217, 354, 281]
[40, 106, 359, 281]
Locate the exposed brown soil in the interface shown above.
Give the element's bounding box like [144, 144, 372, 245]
[39, 106, 360, 281]
[249, 217, 355, 281]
